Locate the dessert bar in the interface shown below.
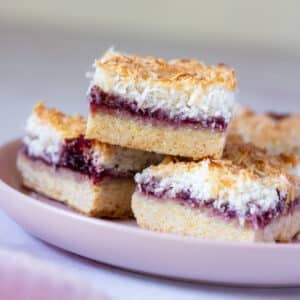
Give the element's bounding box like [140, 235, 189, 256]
[86, 49, 237, 159]
[17, 102, 162, 218]
[229, 108, 300, 156]
[132, 144, 300, 242]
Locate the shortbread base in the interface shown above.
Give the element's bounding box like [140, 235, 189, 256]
[17, 152, 134, 218]
[86, 111, 225, 159]
[132, 192, 300, 242]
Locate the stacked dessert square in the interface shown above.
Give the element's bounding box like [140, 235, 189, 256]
[229, 108, 300, 156]
[17, 48, 300, 243]
[229, 108, 300, 177]
[133, 142, 300, 242]
[86, 49, 236, 159]
[18, 102, 162, 218]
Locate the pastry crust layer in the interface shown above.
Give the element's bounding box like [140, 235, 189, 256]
[132, 192, 300, 242]
[17, 152, 134, 218]
[86, 111, 225, 159]
[224, 134, 298, 177]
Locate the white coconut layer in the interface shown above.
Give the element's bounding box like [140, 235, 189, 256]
[135, 160, 290, 223]
[91, 67, 236, 123]
[23, 114, 63, 164]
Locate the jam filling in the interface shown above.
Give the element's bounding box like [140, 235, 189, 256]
[137, 177, 299, 229]
[88, 85, 228, 131]
[23, 135, 134, 184]
[267, 112, 291, 121]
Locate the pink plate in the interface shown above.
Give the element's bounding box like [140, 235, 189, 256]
[1, 139, 300, 287]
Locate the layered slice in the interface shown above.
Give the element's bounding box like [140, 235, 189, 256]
[225, 134, 300, 178]
[86, 49, 237, 159]
[17, 102, 162, 218]
[229, 108, 300, 177]
[229, 108, 300, 156]
[132, 149, 300, 242]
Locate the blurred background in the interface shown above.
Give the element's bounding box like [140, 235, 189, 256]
[0, 0, 299, 141]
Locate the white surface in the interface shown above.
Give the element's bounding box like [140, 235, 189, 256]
[0, 249, 108, 300]
[0, 23, 300, 299]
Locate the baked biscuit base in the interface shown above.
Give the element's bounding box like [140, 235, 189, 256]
[132, 192, 300, 243]
[86, 111, 226, 159]
[17, 152, 134, 218]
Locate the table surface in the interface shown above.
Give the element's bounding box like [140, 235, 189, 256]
[1, 23, 300, 299]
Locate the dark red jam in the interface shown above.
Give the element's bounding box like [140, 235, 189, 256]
[137, 177, 299, 229]
[88, 85, 228, 131]
[23, 136, 134, 184]
[267, 112, 291, 121]
[61, 135, 93, 175]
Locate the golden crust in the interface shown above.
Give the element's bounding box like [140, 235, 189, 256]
[149, 158, 240, 177]
[33, 101, 86, 139]
[96, 49, 237, 91]
[224, 136, 300, 200]
[229, 108, 300, 156]
[148, 158, 270, 183]
[224, 134, 298, 176]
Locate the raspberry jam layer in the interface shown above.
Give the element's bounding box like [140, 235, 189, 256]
[267, 112, 291, 121]
[137, 177, 299, 229]
[88, 85, 228, 131]
[23, 135, 134, 184]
